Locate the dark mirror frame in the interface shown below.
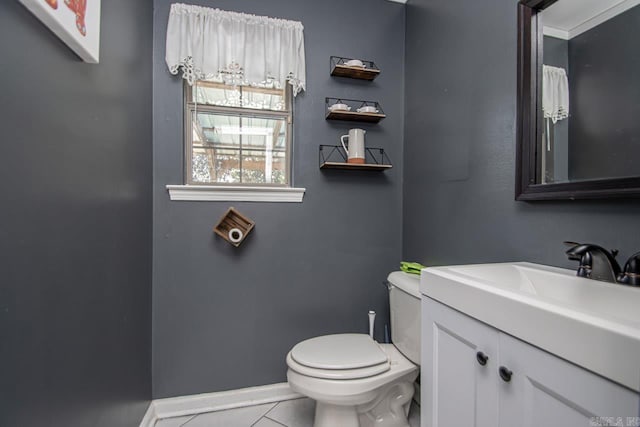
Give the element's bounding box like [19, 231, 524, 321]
[516, 0, 640, 200]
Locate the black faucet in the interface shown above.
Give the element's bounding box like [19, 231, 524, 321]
[564, 242, 640, 286]
[618, 251, 640, 287]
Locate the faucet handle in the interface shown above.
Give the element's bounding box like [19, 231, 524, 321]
[618, 252, 640, 287]
[576, 252, 593, 278]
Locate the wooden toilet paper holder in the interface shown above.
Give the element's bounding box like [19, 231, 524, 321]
[213, 207, 255, 247]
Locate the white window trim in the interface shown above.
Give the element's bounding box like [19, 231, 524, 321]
[166, 185, 305, 203]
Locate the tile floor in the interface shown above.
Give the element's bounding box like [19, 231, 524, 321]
[155, 397, 420, 427]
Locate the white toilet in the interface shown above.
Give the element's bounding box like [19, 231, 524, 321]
[286, 271, 421, 427]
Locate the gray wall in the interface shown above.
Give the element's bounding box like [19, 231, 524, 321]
[568, 6, 640, 181]
[0, 2, 152, 426]
[153, 0, 405, 398]
[403, 0, 640, 270]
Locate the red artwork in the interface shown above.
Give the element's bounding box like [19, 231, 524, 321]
[43, 0, 87, 37]
[65, 0, 87, 36]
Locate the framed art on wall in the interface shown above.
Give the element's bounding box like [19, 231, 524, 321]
[20, 0, 101, 63]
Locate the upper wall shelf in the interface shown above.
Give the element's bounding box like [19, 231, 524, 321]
[330, 56, 380, 81]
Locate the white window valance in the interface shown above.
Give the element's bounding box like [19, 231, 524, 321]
[165, 3, 306, 96]
[542, 65, 569, 124]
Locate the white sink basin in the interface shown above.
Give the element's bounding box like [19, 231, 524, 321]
[421, 262, 640, 392]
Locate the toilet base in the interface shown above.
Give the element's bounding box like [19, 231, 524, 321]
[311, 379, 415, 427]
[314, 402, 360, 427]
[357, 379, 415, 427]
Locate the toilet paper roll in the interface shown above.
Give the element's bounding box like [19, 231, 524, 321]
[228, 228, 244, 243]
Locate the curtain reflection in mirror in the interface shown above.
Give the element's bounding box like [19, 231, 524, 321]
[541, 64, 569, 184]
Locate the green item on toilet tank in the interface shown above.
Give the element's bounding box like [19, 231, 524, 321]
[400, 261, 427, 275]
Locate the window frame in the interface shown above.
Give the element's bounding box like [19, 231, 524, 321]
[183, 80, 293, 187]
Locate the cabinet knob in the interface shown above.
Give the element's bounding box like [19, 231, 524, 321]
[499, 366, 513, 382]
[476, 351, 489, 366]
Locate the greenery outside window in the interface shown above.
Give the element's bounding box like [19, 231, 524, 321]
[184, 80, 292, 186]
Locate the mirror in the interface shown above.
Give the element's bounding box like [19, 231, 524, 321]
[516, 0, 640, 200]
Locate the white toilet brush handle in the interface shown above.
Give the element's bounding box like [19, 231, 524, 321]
[368, 310, 376, 339]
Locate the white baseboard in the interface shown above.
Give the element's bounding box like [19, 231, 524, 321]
[139, 382, 302, 426]
[138, 401, 158, 427]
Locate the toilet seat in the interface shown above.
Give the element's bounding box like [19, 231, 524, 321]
[288, 334, 390, 380]
[287, 343, 418, 405]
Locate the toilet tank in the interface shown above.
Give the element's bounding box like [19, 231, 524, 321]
[387, 271, 421, 365]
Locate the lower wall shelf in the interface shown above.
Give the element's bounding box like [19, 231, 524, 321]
[319, 145, 392, 171]
[320, 162, 392, 171]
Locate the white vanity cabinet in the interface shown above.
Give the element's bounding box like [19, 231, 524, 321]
[422, 297, 639, 427]
[421, 296, 499, 427]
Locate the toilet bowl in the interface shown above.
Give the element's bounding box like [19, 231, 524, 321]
[286, 272, 421, 427]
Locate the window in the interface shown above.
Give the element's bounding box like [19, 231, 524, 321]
[165, 5, 306, 201]
[184, 80, 292, 187]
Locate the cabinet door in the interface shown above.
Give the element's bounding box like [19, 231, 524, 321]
[422, 298, 499, 427]
[498, 333, 640, 427]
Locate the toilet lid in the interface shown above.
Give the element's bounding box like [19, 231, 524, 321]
[290, 334, 389, 370]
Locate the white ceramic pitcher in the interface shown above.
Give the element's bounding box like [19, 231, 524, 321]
[340, 129, 366, 164]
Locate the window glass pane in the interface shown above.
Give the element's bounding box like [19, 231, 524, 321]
[242, 89, 286, 111]
[213, 149, 241, 183]
[241, 150, 287, 185]
[191, 113, 241, 183]
[193, 85, 242, 107]
[192, 82, 286, 111]
[270, 151, 287, 184]
[242, 150, 287, 184]
[193, 113, 240, 147]
[191, 149, 241, 183]
[190, 112, 288, 185]
[192, 152, 212, 183]
[241, 150, 268, 184]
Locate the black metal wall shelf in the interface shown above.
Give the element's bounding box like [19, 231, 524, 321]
[325, 98, 386, 123]
[319, 145, 392, 171]
[330, 56, 380, 80]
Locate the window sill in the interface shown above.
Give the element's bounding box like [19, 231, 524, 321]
[166, 185, 305, 202]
